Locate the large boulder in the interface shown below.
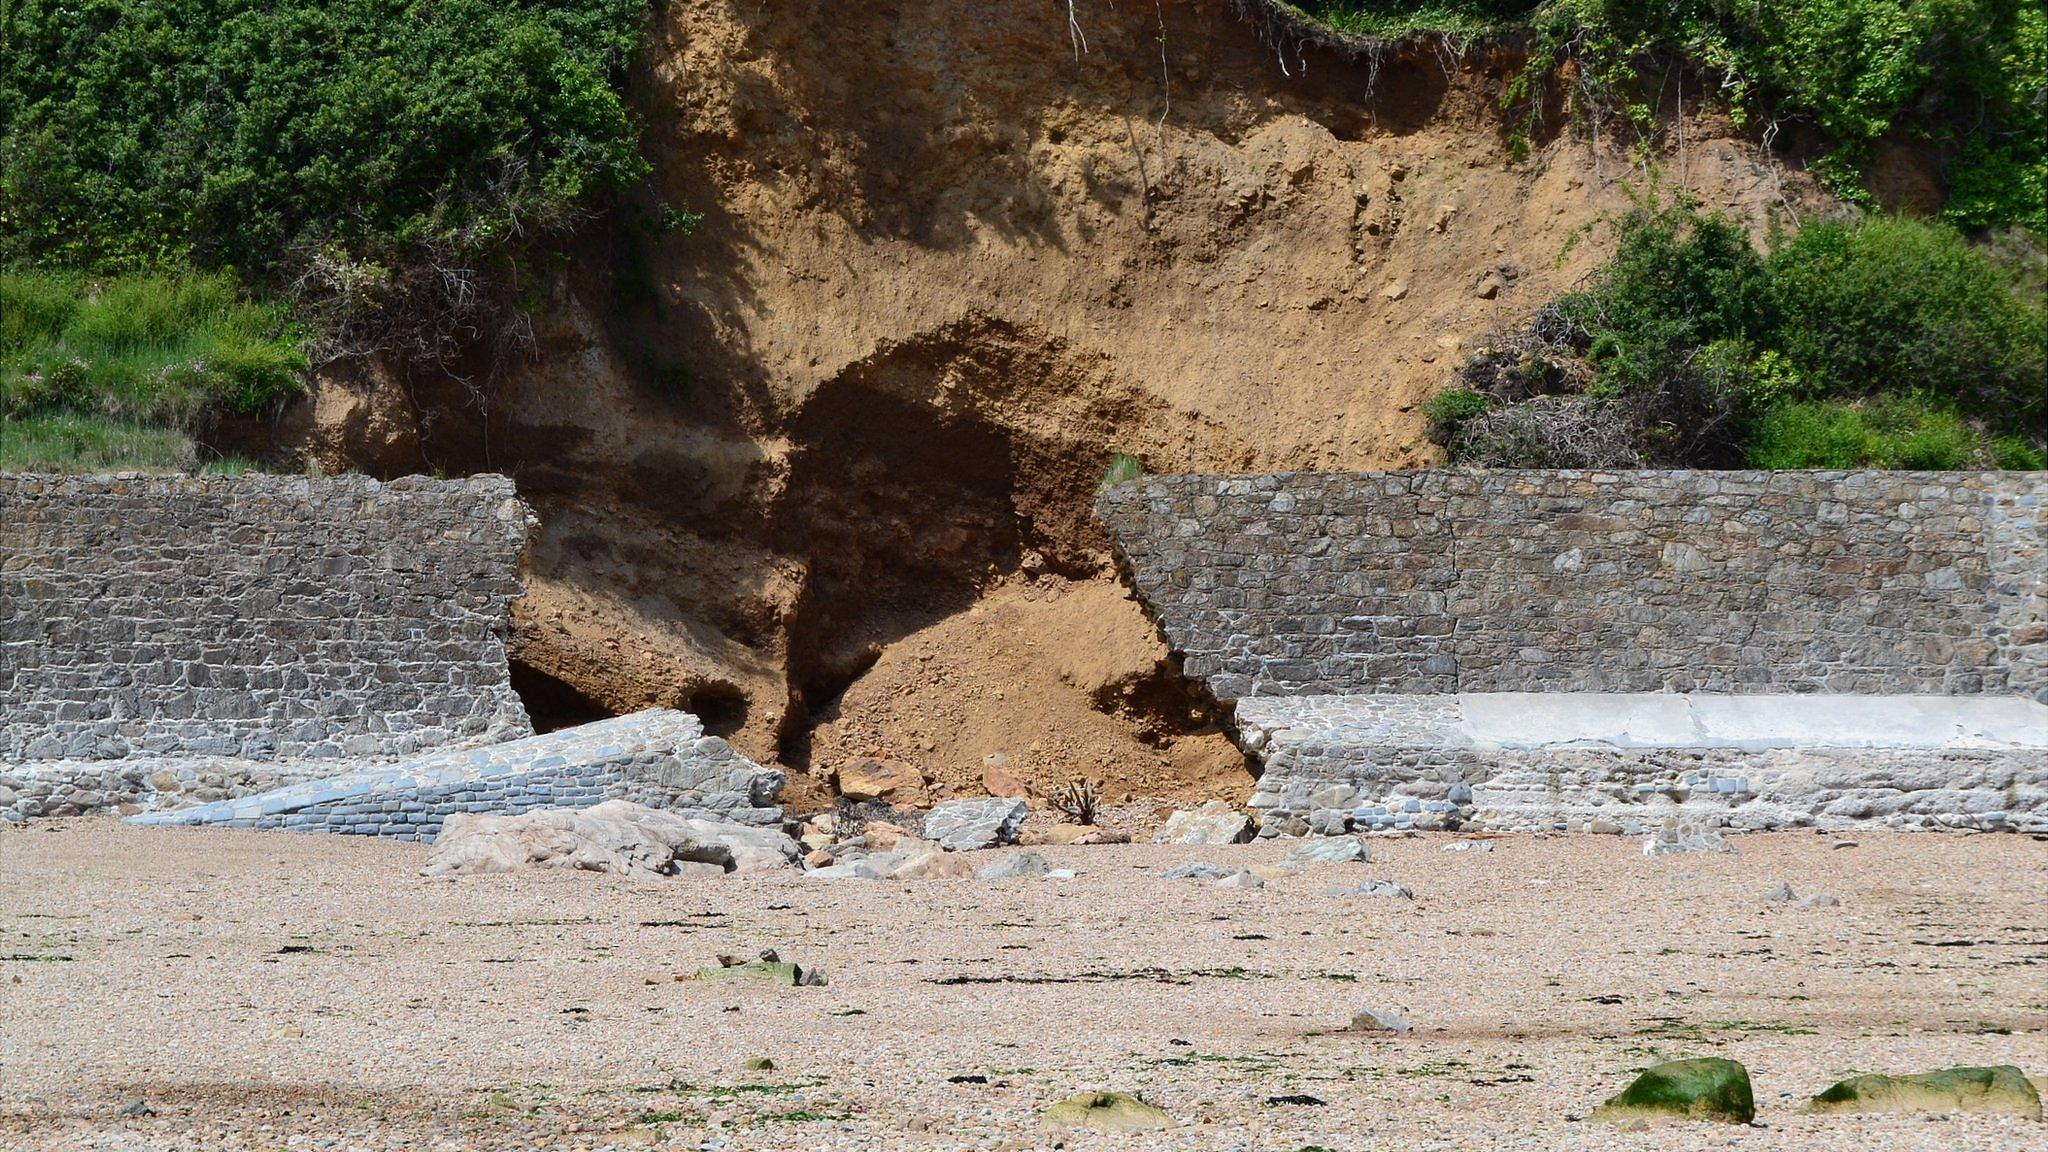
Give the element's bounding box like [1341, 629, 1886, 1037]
[422, 800, 798, 879]
[1153, 800, 1251, 844]
[1808, 1066, 2040, 1120]
[1592, 1057, 1754, 1125]
[922, 798, 1029, 850]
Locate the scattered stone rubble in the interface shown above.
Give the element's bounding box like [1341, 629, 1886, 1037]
[420, 800, 799, 878]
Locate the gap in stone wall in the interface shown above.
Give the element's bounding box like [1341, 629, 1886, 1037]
[508, 660, 619, 734]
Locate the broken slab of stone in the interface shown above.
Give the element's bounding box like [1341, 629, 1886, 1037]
[1348, 1007, 1413, 1033]
[1153, 799, 1252, 844]
[420, 800, 798, 879]
[1159, 861, 1234, 881]
[1034, 824, 1130, 846]
[889, 847, 979, 880]
[1325, 878, 1413, 899]
[922, 797, 1029, 850]
[1282, 837, 1369, 866]
[1808, 1066, 2040, 1120]
[1039, 1091, 1173, 1132]
[127, 709, 783, 841]
[833, 757, 929, 804]
[1592, 1057, 1754, 1125]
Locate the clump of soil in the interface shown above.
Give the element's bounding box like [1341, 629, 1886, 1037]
[803, 575, 1250, 811]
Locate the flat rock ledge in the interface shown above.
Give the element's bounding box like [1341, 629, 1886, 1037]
[121, 709, 783, 842]
[1240, 693, 2048, 836]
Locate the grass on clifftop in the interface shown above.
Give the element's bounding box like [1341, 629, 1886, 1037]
[0, 270, 303, 472]
[0, 0, 652, 471]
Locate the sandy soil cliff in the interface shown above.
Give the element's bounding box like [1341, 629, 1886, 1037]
[281, 0, 1830, 806]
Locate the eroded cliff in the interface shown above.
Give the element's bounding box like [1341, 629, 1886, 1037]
[277, 0, 1830, 806]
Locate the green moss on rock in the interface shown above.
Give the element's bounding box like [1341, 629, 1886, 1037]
[692, 961, 799, 985]
[1040, 1091, 1174, 1132]
[1809, 1066, 2040, 1120]
[1592, 1057, 1754, 1125]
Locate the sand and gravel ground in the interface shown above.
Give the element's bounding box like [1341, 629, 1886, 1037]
[2, 823, 2044, 1151]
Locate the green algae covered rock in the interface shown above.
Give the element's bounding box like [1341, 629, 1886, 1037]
[1592, 1057, 1754, 1125]
[1808, 1066, 2040, 1120]
[1040, 1091, 1174, 1132]
[692, 960, 799, 984]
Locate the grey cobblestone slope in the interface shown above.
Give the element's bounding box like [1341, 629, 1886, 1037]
[123, 709, 785, 842]
[1, 472, 536, 761]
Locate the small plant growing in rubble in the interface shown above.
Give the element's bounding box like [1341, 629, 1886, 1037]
[1050, 777, 1101, 826]
[1097, 452, 1144, 492]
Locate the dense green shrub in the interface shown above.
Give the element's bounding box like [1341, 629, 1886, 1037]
[1766, 217, 2047, 422]
[0, 0, 648, 470]
[1748, 396, 1977, 469]
[1097, 452, 1147, 491]
[1293, 0, 2047, 230]
[1422, 387, 1494, 437]
[0, 0, 648, 275]
[1432, 197, 2046, 469]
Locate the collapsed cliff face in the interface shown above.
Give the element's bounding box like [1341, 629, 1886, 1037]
[279, 0, 1827, 805]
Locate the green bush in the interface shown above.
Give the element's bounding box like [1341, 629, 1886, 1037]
[0, 413, 196, 473]
[1748, 397, 1979, 469]
[1992, 435, 2048, 470]
[1098, 452, 1146, 491]
[1435, 197, 2045, 469]
[1422, 387, 1493, 438]
[1555, 198, 1770, 397]
[1, 0, 649, 275]
[1767, 217, 2047, 427]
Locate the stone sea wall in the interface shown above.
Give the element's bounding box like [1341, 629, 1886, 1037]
[0, 473, 535, 763]
[1236, 694, 2048, 835]
[1098, 470, 2048, 703]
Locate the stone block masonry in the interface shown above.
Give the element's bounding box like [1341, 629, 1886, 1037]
[1098, 471, 2048, 703]
[1098, 470, 2048, 836]
[1239, 693, 2048, 835]
[124, 709, 785, 842]
[1, 473, 535, 761]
